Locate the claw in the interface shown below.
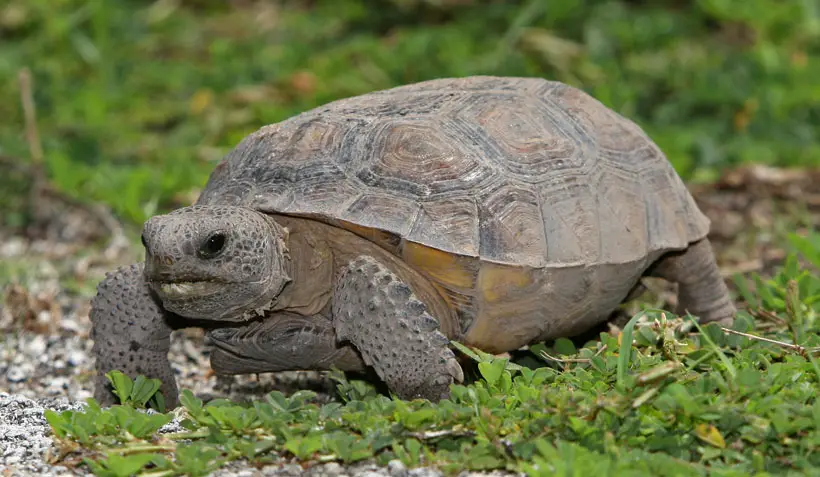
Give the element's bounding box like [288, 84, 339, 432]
[444, 355, 464, 383]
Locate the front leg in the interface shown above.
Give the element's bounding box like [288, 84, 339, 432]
[206, 311, 366, 375]
[332, 256, 464, 401]
[90, 263, 178, 408]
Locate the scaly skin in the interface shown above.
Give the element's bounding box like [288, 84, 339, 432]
[207, 310, 367, 376]
[90, 263, 179, 407]
[647, 238, 736, 325]
[332, 255, 464, 401]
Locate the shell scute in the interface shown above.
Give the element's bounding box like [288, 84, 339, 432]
[594, 163, 649, 261]
[477, 183, 546, 265]
[539, 179, 602, 265]
[451, 92, 592, 183]
[349, 120, 493, 198]
[341, 194, 419, 239]
[408, 198, 480, 257]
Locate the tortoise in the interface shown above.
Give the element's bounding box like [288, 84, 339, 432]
[90, 76, 735, 407]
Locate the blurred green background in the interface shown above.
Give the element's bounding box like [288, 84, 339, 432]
[1, 0, 819, 229]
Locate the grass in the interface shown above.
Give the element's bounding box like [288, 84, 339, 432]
[43, 245, 820, 476]
[1, 0, 819, 228]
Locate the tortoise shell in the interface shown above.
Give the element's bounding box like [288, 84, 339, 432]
[197, 76, 709, 349]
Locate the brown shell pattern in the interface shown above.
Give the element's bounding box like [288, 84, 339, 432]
[197, 76, 709, 269]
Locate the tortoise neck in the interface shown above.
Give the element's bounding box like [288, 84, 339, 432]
[266, 215, 336, 316]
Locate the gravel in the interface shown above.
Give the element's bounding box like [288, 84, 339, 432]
[0, 393, 86, 476]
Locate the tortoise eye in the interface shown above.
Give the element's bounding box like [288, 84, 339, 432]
[198, 232, 227, 259]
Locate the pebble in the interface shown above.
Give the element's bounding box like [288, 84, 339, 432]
[357, 472, 387, 477]
[388, 460, 408, 477]
[0, 237, 26, 257]
[66, 349, 85, 367]
[45, 376, 69, 394]
[6, 363, 33, 383]
[59, 317, 82, 333]
[324, 462, 345, 476]
[22, 335, 47, 356]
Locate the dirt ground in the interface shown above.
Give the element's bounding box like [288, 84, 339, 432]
[1, 163, 819, 407]
[692, 164, 820, 279]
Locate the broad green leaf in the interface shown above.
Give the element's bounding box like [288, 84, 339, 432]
[694, 423, 726, 449]
[105, 371, 133, 405]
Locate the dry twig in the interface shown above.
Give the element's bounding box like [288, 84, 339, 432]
[408, 429, 476, 440]
[540, 352, 590, 365]
[750, 308, 789, 326]
[19, 68, 48, 222]
[720, 327, 816, 356]
[540, 343, 607, 367]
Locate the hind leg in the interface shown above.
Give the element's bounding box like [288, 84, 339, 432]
[648, 238, 735, 325]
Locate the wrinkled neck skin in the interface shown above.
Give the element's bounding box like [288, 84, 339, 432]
[267, 217, 336, 317]
[230, 213, 337, 320]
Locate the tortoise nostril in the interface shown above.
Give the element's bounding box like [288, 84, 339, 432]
[148, 255, 174, 269]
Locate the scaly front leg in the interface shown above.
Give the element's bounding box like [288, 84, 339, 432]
[206, 311, 366, 375]
[90, 263, 178, 407]
[331, 255, 464, 401]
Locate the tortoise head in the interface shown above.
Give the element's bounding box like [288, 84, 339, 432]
[141, 205, 291, 322]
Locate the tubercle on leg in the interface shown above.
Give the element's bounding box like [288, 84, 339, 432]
[89, 263, 180, 408]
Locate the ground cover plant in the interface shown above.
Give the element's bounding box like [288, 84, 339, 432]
[1, 0, 819, 475]
[42, 246, 820, 475]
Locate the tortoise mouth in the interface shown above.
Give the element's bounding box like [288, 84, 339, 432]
[146, 272, 282, 323]
[153, 279, 225, 299]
